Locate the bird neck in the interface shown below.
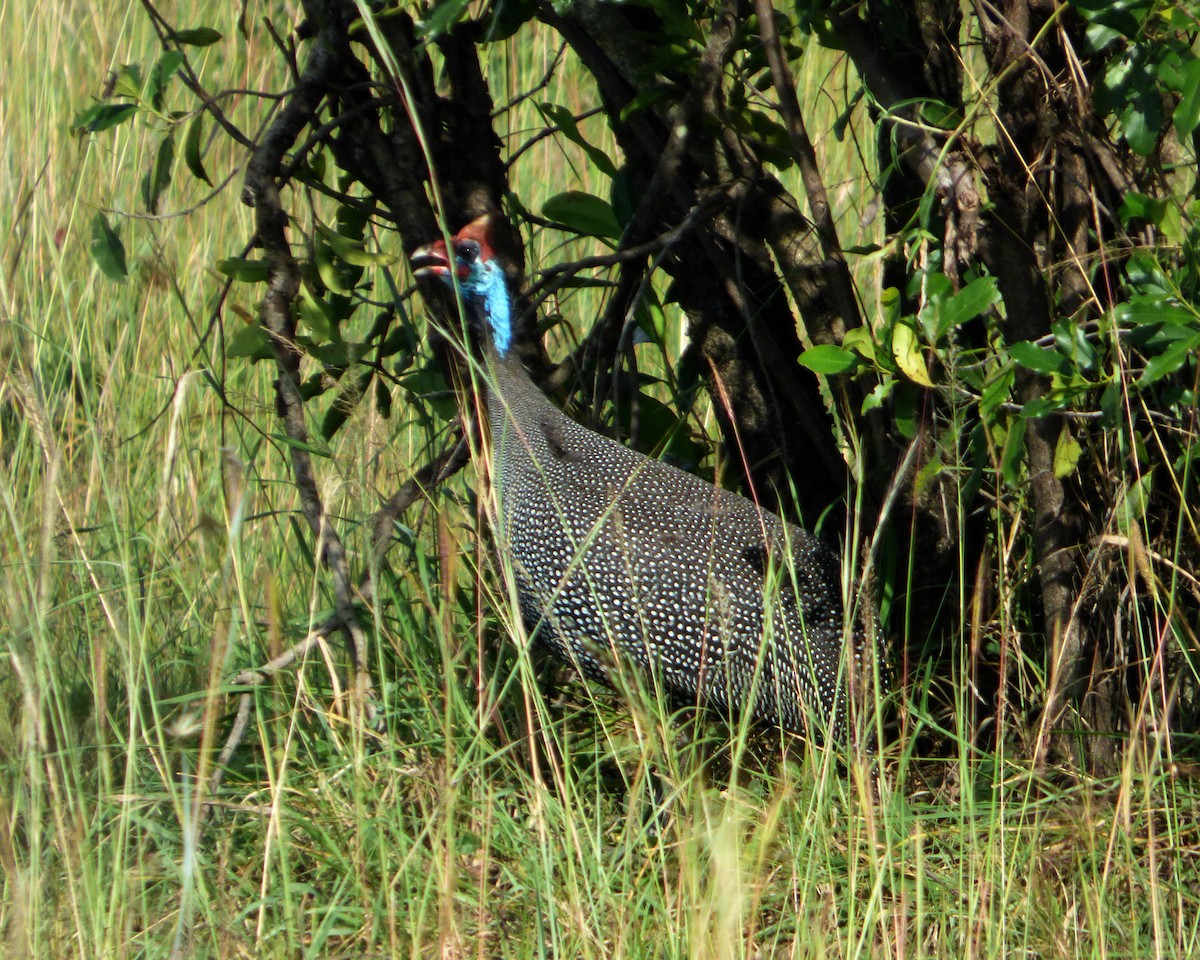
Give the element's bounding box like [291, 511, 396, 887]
[464, 267, 559, 432]
[469, 262, 515, 357]
[484, 335, 548, 415]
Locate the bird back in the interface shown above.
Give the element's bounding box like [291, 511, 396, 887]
[485, 349, 858, 742]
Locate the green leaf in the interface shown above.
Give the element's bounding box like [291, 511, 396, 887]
[398, 366, 458, 422]
[1020, 396, 1061, 420]
[298, 286, 335, 341]
[1072, 0, 1150, 39]
[146, 50, 184, 109]
[891, 322, 933, 386]
[542, 191, 622, 241]
[919, 99, 963, 130]
[1174, 57, 1200, 138]
[1008, 340, 1067, 375]
[314, 234, 359, 295]
[1121, 102, 1159, 155]
[1000, 416, 1026, 489]
[321, 370, 373, 440]
[861, 376, 895, 415]
[979, 365, 1014, 424]
[1051, 318, 1096, 372]
[1053, 425, 1083, 478]
[183, 111, 211, 185]
[841, 326, 876, 363]
[217, 257, 270, 282]
[315, 222, 396, 267]
[484, 0, 538, 40]
[1118, 192, 1168, 227]
[168, 27, 223, 46]
[141, 131, 174, 212]
[538, 103, 619, 179]
[112, 64, 144, 100]
[89, 212, 127, 282]
[799, 344, 859, 374]
[729, 106, 793, 169]
[416, 0, 472, 37]
[270, 433, 333, 458]
[72, 102, 138, 134]
[634, 297, 667, 345]
[227, 323, 273, 360]
[1113, 295, 1196, 326]
[934, 276, 1001, 339]
[620, 86, 670, 123]
[1141, 335, 1200, 385]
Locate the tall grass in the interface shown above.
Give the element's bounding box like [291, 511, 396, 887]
[1, 0, 1197, 957]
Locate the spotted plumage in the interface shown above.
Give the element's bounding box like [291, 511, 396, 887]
[413, 216, 865, 743]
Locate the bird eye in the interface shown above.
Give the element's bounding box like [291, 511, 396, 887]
[456, 240, 481, 264]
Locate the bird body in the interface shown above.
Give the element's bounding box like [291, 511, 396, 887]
[414, 216, 864, 743]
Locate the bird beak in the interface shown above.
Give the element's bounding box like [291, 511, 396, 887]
[411, 239, 451, 279]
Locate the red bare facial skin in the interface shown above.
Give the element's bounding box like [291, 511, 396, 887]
[411, 214, 499, 280]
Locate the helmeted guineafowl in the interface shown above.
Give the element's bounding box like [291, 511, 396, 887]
[413, 215, 870, 745]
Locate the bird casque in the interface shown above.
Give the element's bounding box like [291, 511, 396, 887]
[412, 215, 866, 744]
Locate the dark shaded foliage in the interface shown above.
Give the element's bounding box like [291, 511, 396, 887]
[93, 0, 1200, 769]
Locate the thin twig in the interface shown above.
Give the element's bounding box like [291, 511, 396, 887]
[753, 0, 860, 337]
[526, 185, 739, 307]
[204, 621, 336, 814]
[492, 42, 567, 119]
[137, 0, 255, 149]
[241, 30, 375, 719]
[370, 432, 473, 566]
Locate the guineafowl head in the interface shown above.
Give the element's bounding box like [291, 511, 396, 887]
[412, 216, 516, 356]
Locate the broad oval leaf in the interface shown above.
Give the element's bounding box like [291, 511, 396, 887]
[89, 212, 127, 282]
[1173, 57, 1200, 138]
[72, 103, 138, 135]
[227, 323, 273, 360]
[168, 27, 223, 46]
[1121, 91, 1162, 156]
[542, 191, 622, 241]
[183, 111, 211, 185]
[1053, 425, 1083, 478]
[935, 276, 1002, 338]
[841, 326, 876, 363]
[217, 257, 270, 282]
[1009, 340, 1068, 375]
[799, 343, 859, 374]
[892, 322, 933, 386]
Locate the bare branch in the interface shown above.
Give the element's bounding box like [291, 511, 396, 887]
[753, 0, 861, 339]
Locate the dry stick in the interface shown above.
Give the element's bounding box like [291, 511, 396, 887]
[240, 33, 374, 718]
[204, 427, 471, 815]
[138, 0, 256, 149]
[205, 622, 335, 804]
[370, 433, 472, 566]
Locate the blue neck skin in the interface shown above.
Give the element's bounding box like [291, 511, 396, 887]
[459, 259, 513, 357]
